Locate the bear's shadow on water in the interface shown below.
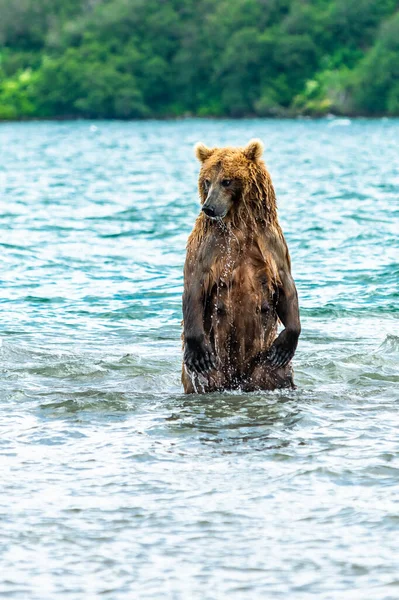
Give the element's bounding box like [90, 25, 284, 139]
[163, 389, 303, 451]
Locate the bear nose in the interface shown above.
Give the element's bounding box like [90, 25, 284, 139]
[202, 205, 215, 217]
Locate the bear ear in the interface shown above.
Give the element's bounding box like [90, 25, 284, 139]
[194, 142, 214, 163]
[243, 138, 264, 162]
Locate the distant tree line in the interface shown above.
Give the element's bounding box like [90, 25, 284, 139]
[0, 0, 398, 119]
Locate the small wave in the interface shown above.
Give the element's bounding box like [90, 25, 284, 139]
[28, 360, 108, 378]
[0, 339, 69, 362]
[377, 334, 399, 354]
[327, 118, 352, 127]
[300, 305, 399, 317]
[39, 389, 138, 413]
[24, 295, 66, 304]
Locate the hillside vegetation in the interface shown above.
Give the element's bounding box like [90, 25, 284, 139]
[0, 0, 398, 119]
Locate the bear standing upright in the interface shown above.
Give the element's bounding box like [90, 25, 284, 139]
[182, 139, 301, 394]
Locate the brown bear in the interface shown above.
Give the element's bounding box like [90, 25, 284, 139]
[182, 139, 301, 394]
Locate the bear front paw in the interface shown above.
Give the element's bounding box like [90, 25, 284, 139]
[267, 329, 299, 369]
[184, 337, 216, 375]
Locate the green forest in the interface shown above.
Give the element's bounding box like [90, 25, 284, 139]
[0, 0, 398, 120]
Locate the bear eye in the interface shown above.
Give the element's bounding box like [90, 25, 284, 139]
[221, 179, 232, 187]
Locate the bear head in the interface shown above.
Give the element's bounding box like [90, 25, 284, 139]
[194, 139, 276, 225]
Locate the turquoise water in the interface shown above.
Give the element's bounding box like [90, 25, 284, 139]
[0, 118, 398, 599]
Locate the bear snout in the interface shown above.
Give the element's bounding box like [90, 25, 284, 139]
[202, 204, 216, 218]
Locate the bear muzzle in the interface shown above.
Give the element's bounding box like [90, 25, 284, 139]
[202, 203, 227, 219]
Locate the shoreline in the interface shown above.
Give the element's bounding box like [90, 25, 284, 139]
[0, 113, 397, 124]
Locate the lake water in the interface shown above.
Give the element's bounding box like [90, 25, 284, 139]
[0, 118, 398, 599]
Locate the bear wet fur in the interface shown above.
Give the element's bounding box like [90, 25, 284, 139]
[182, 139, 301, 394]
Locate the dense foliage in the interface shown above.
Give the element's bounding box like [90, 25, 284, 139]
[0, 0, 398, 119]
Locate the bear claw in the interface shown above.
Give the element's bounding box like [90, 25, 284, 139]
[268, 346, 294, 369]
[184, 343, 216, 375]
